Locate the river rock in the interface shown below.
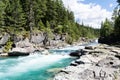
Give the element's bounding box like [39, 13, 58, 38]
[85, 46, 95, 50]
[11, 47, 35, 53]
[115, 54, 120, 60]
[112, 50, 120, 54]
[69, 49, 85, 57]
[96, 56, 120, 68]
[70, 61, 78, 66]
[47, 68, 62, 73]
[41, 50, 49, 55]
[8, 51, 29, 56]
[54, 44, 120, 80]
[75, 60, 85, 64]
[14, 38, 35, 53]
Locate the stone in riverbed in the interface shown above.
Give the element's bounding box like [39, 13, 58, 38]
[69, 49, 85, 57]
[70, 60, 85, 66]
[54, 44, 120, 80]
[8, 51, 29, 56]
[70, 61, 78, 66]
[115, 54, 120, 60]
[75, 60, 85, 64]
[85, 46, 95, 50]
[47, 68, 62, 74]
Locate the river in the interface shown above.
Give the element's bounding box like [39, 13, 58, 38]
[0, 40, 98, 80]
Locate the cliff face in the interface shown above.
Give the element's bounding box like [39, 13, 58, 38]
[0, 32, 67, 53]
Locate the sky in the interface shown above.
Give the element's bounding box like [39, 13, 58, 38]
[62, 0, 118, 28]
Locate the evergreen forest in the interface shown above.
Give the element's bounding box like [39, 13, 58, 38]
[99, 0, 120, 44]
[0, 0, 99, 44]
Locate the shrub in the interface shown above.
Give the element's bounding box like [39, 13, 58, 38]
[3, 40, 13, 53]
[65, 35, 73, 44]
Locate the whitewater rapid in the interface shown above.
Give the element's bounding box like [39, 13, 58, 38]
[0, 54, 70, 79]
[0, 39, 98, 80]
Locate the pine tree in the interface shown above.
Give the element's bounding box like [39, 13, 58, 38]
[34, 0, 47, 28]
[4, 0, 26, 28]
[114, 16, 120, 36]
[0, 1, 5, 27]
[100, 19, 113, 37]
[117, 0, 120, 4]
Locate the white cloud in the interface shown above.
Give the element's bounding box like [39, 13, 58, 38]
[109, 3, 113, 8]
[62, 0, 112, 28]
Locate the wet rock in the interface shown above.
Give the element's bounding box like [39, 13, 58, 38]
[47, 68, 62, 74]
[115, 54, 120, 60]
[70, 59, 85, 66]
[70, 61, 78, 66]
[75, 60, 85, 64]
[8, 51, 29, 56]
[69, 49, 84, 57]
[41, 50, 49, 55]
[0, 53, 8, 57]
[85, 46, 95, 50]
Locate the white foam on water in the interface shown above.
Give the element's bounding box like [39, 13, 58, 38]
[0, 54, 70, 79]
[55, 46, 84, 51]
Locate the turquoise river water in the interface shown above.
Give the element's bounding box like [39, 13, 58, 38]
[0, 40, 98, 80]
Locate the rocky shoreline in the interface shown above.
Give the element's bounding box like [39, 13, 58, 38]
[54, 44, 120, 80]
[0, 33, 94, 57]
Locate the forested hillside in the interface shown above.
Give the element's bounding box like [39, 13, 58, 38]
[99, 0, 120, 44]
[0, 0, 99, 43]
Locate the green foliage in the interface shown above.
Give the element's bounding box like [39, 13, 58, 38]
[4, 0, 26, 28]
[22, 32, 29, 39]
[0, 0, 99, 44]
[65, 35, 73, 44]
[100, 19, 113, 37]
[46, 21, 50, 28]
[114, 16, 120, 36]
[44, 28, 54, 39]
[54, 25, 63, 34]
[99, 0, 120, 44]
[3, 39, 13, 53]
[112, 7, 119, 21]
[38, 20, 45, 30]
[0, 0, 5, 27]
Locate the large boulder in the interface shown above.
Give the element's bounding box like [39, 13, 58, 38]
[0, 33, 10, 46]
[69, 49, 85, 57]
[31, 32, 45, 44]
[11, 47, 34, 53]
[16, 38, 33, 48]
[8, 51, 29, 56]
[11, 38, 35, 54]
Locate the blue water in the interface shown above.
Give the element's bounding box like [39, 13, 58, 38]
[0, 54, 75, 80]
[0, 40, 98, 80]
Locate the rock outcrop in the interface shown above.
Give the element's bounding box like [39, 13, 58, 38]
[0, 33, 10, 46]
[54, 44, 120, 80]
